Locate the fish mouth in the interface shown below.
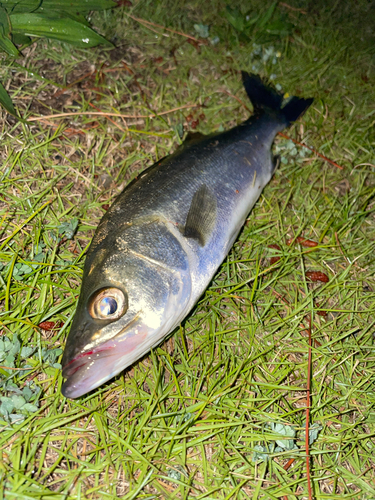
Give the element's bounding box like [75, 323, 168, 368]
[61, 328, 148, 399]
[62, 344, 114, 379]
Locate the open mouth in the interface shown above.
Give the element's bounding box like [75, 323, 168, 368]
[61, 329, 148, 399]
[62, 344, 114, 379]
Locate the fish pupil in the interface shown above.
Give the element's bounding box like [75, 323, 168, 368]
[99, 296, 117, 316]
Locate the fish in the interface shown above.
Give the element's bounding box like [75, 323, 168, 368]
[61, 72, 313, 398]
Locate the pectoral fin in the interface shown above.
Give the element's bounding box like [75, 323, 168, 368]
[183, 184, 217, 246]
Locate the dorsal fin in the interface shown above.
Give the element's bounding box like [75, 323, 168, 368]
[184, 131, 207, 144]
[183, 185, 217, 246]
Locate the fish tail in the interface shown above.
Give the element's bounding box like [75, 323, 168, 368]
[241, 71, 313, 125]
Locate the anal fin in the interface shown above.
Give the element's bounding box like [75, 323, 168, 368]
[272, 154, 280, 173]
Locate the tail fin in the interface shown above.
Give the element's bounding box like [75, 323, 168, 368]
[241, 71, 313, 125]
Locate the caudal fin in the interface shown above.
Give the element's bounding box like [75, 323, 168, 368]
[241, 71, 313, 125]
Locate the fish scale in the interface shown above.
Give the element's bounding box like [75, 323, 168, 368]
[61, 72, 313, 398]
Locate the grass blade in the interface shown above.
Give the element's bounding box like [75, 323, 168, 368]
[10, 13, 113, 47]
[1, 0, 116, 13]
[0, 79, 20, 118]
[0, 5, 20, 56]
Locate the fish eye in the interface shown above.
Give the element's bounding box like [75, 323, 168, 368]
[89, 288, 127, 320]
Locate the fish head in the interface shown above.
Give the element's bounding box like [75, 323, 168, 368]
[61, 233, 191, 398]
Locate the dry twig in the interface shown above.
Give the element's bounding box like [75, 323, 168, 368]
[27, 103, 200, 122]
[278, 131, 344, 170]
[127, 14, 207, 44]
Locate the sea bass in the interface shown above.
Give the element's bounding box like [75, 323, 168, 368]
[61, 72, 312, 398]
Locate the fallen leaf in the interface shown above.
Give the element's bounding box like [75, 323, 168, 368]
[306, 271, 329, 283]
[287, 237, 318, 247]
[38, 321, 56, 331]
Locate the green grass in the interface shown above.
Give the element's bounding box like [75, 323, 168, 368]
[1, 0, 375, 498]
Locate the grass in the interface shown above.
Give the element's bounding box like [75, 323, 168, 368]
[0, 0, 375, 498]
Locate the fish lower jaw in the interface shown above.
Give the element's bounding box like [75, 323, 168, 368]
[61, 320, 182, 398]
[61, 329, 149, 398]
